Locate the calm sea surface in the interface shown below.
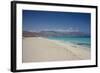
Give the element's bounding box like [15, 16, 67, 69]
[48, 36, 91, 48]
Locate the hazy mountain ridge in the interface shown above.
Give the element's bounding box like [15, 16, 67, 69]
[23, 31, 90, 37]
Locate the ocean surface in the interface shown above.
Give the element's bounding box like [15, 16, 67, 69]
[48, 36, 91, 48]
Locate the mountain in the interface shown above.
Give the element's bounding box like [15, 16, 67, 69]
[23, 31, 90, 37]
[23, 31, 40, 37]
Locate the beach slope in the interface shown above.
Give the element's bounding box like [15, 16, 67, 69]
[22, 37, 90, 63]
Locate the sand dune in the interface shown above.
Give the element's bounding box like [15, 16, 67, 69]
[22, 37, 90, 63]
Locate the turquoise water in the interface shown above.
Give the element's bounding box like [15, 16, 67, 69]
[48, 36, 91, 48]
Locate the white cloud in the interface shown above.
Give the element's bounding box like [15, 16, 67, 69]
[42, 27, 80, 32]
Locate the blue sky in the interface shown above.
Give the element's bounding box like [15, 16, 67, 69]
[23, 10, 91, 33]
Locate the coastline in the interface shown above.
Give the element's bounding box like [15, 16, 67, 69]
[22, 37, 90, 63]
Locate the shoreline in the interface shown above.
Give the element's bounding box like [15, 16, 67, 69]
[22, 37, 90, 63]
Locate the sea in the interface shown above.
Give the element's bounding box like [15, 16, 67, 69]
[48, 36, 91, 48]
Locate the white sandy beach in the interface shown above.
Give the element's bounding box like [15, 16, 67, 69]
[22, 37, 90, 63]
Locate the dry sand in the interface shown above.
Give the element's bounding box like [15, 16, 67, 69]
[22, 37, 90, 63]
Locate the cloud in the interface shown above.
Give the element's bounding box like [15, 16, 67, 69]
[42, 27, 80, 32]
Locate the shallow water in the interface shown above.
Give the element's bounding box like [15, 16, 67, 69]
[48, 36, 91, 48]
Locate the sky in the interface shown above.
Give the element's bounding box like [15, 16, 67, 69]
[23, 10, 91, 33]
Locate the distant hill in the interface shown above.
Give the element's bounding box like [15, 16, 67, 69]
[23, 31, 90, 37]
[23, 31, 40, 37]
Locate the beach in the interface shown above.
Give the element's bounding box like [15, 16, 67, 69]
[22, 37, 90, 63]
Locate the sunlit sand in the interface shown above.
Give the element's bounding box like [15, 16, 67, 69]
[22, 37, 90, 63]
